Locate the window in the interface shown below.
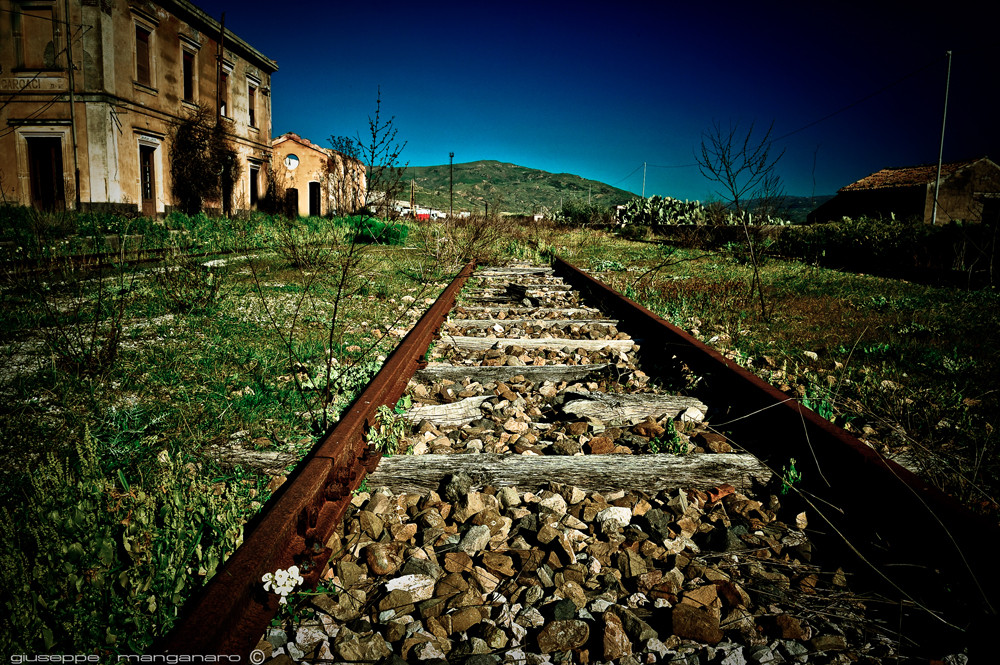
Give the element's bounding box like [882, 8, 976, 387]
[182, 50, 195, 101]
[247, 83, 257, 127]
[135, 25, 152, 86]
[15, 6, 57, 70]
[219, 72, 229, 117]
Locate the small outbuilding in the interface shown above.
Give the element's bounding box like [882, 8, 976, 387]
[271, 133, 366, 217]
[808, 157, 1000, 225]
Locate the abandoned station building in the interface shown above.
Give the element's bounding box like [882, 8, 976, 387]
[0, 0, 277, 216]
[808, 157, 1000, 225]
[271, 132, 366, 218]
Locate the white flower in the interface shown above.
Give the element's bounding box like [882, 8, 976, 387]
[262, 565, 304, 602]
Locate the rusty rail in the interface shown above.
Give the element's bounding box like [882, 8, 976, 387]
[156, 261, 475, 656]
[552, 257, 999, 629]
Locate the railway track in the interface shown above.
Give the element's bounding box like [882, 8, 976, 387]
[158, 259, 998, 662]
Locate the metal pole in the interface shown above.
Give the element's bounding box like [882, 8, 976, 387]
[216, 13, 226, 124]
[642, 162, 646, 198]
[65, 0, 80, 210]
[449, 152, 454, 218]
[932, 50, 952, 225]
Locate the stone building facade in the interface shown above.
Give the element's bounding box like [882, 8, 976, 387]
[0, 0, 277, 216]
[808, 157, 1000, 225]
[271, 133, 366, 218]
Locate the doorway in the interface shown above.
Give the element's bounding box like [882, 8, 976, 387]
[285, 188, 299, 219]
[249, 165, 260, 208]
[139, 145, 156, 217]
[308, 181, 321, 217]
[26, 136, 65, 211]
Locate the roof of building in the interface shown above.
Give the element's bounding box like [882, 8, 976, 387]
[272, 133, 362, 164]
[839, 157, 994, 192]
[272, 132, 326, 152]
[167, 0, 278, 72]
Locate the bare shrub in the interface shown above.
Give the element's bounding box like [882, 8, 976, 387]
[433, 212, 519, 267]
[23, 230, 139, 375]
[153, 245, 228, 315]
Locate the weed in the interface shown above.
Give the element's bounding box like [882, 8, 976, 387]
[0, 428, 247, 652]
[651, 420, 686, 455]
[153, 247, 228, 315]
[268, 577, 338, 629]
[802, 382, 835, 422]
[780, 458, 802, 495]
[592, 259, 626, 272]
[368, 404, 407, 455]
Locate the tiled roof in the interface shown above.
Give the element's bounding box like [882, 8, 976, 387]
[272, 132, 325, 153]
[840, 158, 986, 192]
[272, 133, 362, 164]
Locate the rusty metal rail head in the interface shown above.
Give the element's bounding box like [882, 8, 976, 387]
[552, 256, 999, 624]
[154, 261, 475, 657]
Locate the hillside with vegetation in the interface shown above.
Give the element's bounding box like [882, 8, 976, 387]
[400, 160, 636, 215]
[777, 194, 835, 223]
[399, 161, 832, 221]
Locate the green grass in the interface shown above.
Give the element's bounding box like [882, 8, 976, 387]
[2, 211, 997, 652]
[599, 244, 1000, 514]
[0, 210, 453, 653]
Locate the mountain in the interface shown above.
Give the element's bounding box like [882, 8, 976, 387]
[398, 160, 637, 215]
[777, 195, 835, 223]
[397, 160, 833, 220]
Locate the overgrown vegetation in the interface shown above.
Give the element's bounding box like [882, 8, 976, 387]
[554, 199, 616, 226]
[0, 206, 448, 653]
[0, 428, 248, 652]
[2, 200, 997, 654]
[169, 106, 239, 215]
[773, 215, 998, 285]
[599, 244, 1000, 516]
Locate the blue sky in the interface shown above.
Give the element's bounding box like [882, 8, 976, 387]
[198, 0, 998, 202]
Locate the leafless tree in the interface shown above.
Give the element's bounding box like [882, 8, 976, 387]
[696, 120, 786, 219]
[331, 88, 407, 220]
[696, 120, 786, 320]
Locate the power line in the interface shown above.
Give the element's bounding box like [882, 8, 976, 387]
[609, 163, 643, 187]
[0, 23, 93, 139]
[647, 161, 698, 169]
[772, 57, 940, 144]
[0, 7, 92, 28]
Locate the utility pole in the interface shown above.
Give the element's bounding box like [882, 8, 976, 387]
[65, 0, 80, 209]
[642, 162, 646, 198]
[449, 152, 454, 218]
[216, 13, 226, 124]
[932, 50, 952, 225]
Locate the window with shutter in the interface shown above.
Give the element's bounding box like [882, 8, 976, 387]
[182, 50, 195, 101]
[248, 84, 257, 127]
[220, 72, 229, 117]
[136, 25, 151, 86]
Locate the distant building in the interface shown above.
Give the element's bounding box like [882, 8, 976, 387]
[808, 157, 1000, 225]
[270, 133, 365, 217]
[0, 0, 277, 216]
